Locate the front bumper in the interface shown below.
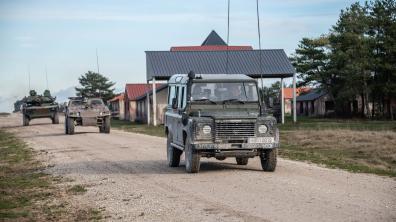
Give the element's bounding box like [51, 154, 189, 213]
[192, 142, 279, 150]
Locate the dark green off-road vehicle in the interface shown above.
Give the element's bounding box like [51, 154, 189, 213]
[165, 73, 279, 173]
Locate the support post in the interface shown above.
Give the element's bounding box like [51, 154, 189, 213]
[152, 78, 157, 126]
[147, 82, 150, 125]
[293, 73, 297, 123]
[281, 78, 284, 124]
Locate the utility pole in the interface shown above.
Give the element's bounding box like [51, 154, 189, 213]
[45, 66, 49, 90]
[28, 65, 31, 92]
[96, 48, 100, 74]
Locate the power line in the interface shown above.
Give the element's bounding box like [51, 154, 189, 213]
[225, 0, 230, 74]
[28, 65, 31, 92]
[256, 0, 264, 90]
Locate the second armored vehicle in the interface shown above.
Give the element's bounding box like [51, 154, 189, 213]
[64, 97, 111, 134]
[22, 90, 59, 126]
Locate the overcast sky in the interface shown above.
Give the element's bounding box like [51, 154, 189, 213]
[0, 0, 363, 112]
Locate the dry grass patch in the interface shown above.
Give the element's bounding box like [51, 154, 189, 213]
[280, 129, 396, 177]
[0, 130, 103, 221]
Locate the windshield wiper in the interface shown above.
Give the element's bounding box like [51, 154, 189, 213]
[192, 98, 218, 104]
[222, 99, 246, 104]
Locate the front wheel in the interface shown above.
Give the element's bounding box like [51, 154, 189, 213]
[23, 115, 29, 126]
[67, 117, 75, 135]
[102, 116, 110, 133]
[185, 137, 200, 173]
[260, 148, 277, 172]
[167, 133, 182, 167]
[52, 112, 59, 124]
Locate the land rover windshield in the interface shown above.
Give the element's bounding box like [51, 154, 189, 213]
[191, 82, 258, 103]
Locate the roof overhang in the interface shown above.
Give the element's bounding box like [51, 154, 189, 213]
[146, 49, 295, 81]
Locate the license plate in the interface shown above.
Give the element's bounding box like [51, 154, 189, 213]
[248, 137, 274, 144]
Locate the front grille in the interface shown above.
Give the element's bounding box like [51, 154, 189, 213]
[215, 121, 255, 140]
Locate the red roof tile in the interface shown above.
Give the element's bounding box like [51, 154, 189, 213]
[109, 93, 124, 102]
[125, 84, 153, 101]
[283, 88, 311, 99]
[170, 45, 253, 51]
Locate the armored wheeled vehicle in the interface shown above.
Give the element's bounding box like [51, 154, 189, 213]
[22, 90, 59, 126]
[165, 72, 279, 173]
[64, 97, 111, 134]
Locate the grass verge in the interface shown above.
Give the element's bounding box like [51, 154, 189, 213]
[0, 129, 103, 221]
[279, 129, 396, 177]
[111, 119, 164, 137]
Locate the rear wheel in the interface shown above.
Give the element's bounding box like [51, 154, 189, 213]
[185, 137, 200, 173]
[167, 133, 182, 167]
[23, 115, 29, 126]
[67, 117, 75, 135]
[236, 157, 249, 165]
[260, 148, 277, 172]
[52, 112, 59, 124]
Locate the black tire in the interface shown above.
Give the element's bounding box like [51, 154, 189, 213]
[236, 157, 249, 165]
[103, 117, 110, 134]
[216, 157, 226, 161]
[167, 133, 182, 167]
[23, 115, 29, 126]
[185, 137, 200, 173]
[260, 148, 277, 172]
[67, 117, 75, 135]
[64, 115, 69, 134]
[52, 112, 59, 124]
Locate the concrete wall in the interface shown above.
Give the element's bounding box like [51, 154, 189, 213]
[119, 100, 125, 120]
[129, 101, 137, 122]
[136, 88, 168, 124]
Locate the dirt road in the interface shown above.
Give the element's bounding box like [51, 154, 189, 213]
[1, 114, 395, 222]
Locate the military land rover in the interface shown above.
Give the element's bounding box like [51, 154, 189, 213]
[165, 72, 279, 173]
[65, 97, 111, 134]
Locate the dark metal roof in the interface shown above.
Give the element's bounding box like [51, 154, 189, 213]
[146, 49, 295, 80]
[296, 89, 327, 102]
[201, 30, 227, 46]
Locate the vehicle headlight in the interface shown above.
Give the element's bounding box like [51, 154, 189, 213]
[258, 124, 268, 134]
[202, 125, 211, 135]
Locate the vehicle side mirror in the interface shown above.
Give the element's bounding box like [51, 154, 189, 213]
[171, 98, 177, 109]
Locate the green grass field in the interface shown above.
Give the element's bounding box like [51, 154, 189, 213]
[111, 117, 396, 177]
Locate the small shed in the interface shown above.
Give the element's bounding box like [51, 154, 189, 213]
[296, 89, 334, 116]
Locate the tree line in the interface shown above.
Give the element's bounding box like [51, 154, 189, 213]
[291, 0, 396, 119]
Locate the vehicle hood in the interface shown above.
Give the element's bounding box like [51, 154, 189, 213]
[190, 109, 260, 120]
